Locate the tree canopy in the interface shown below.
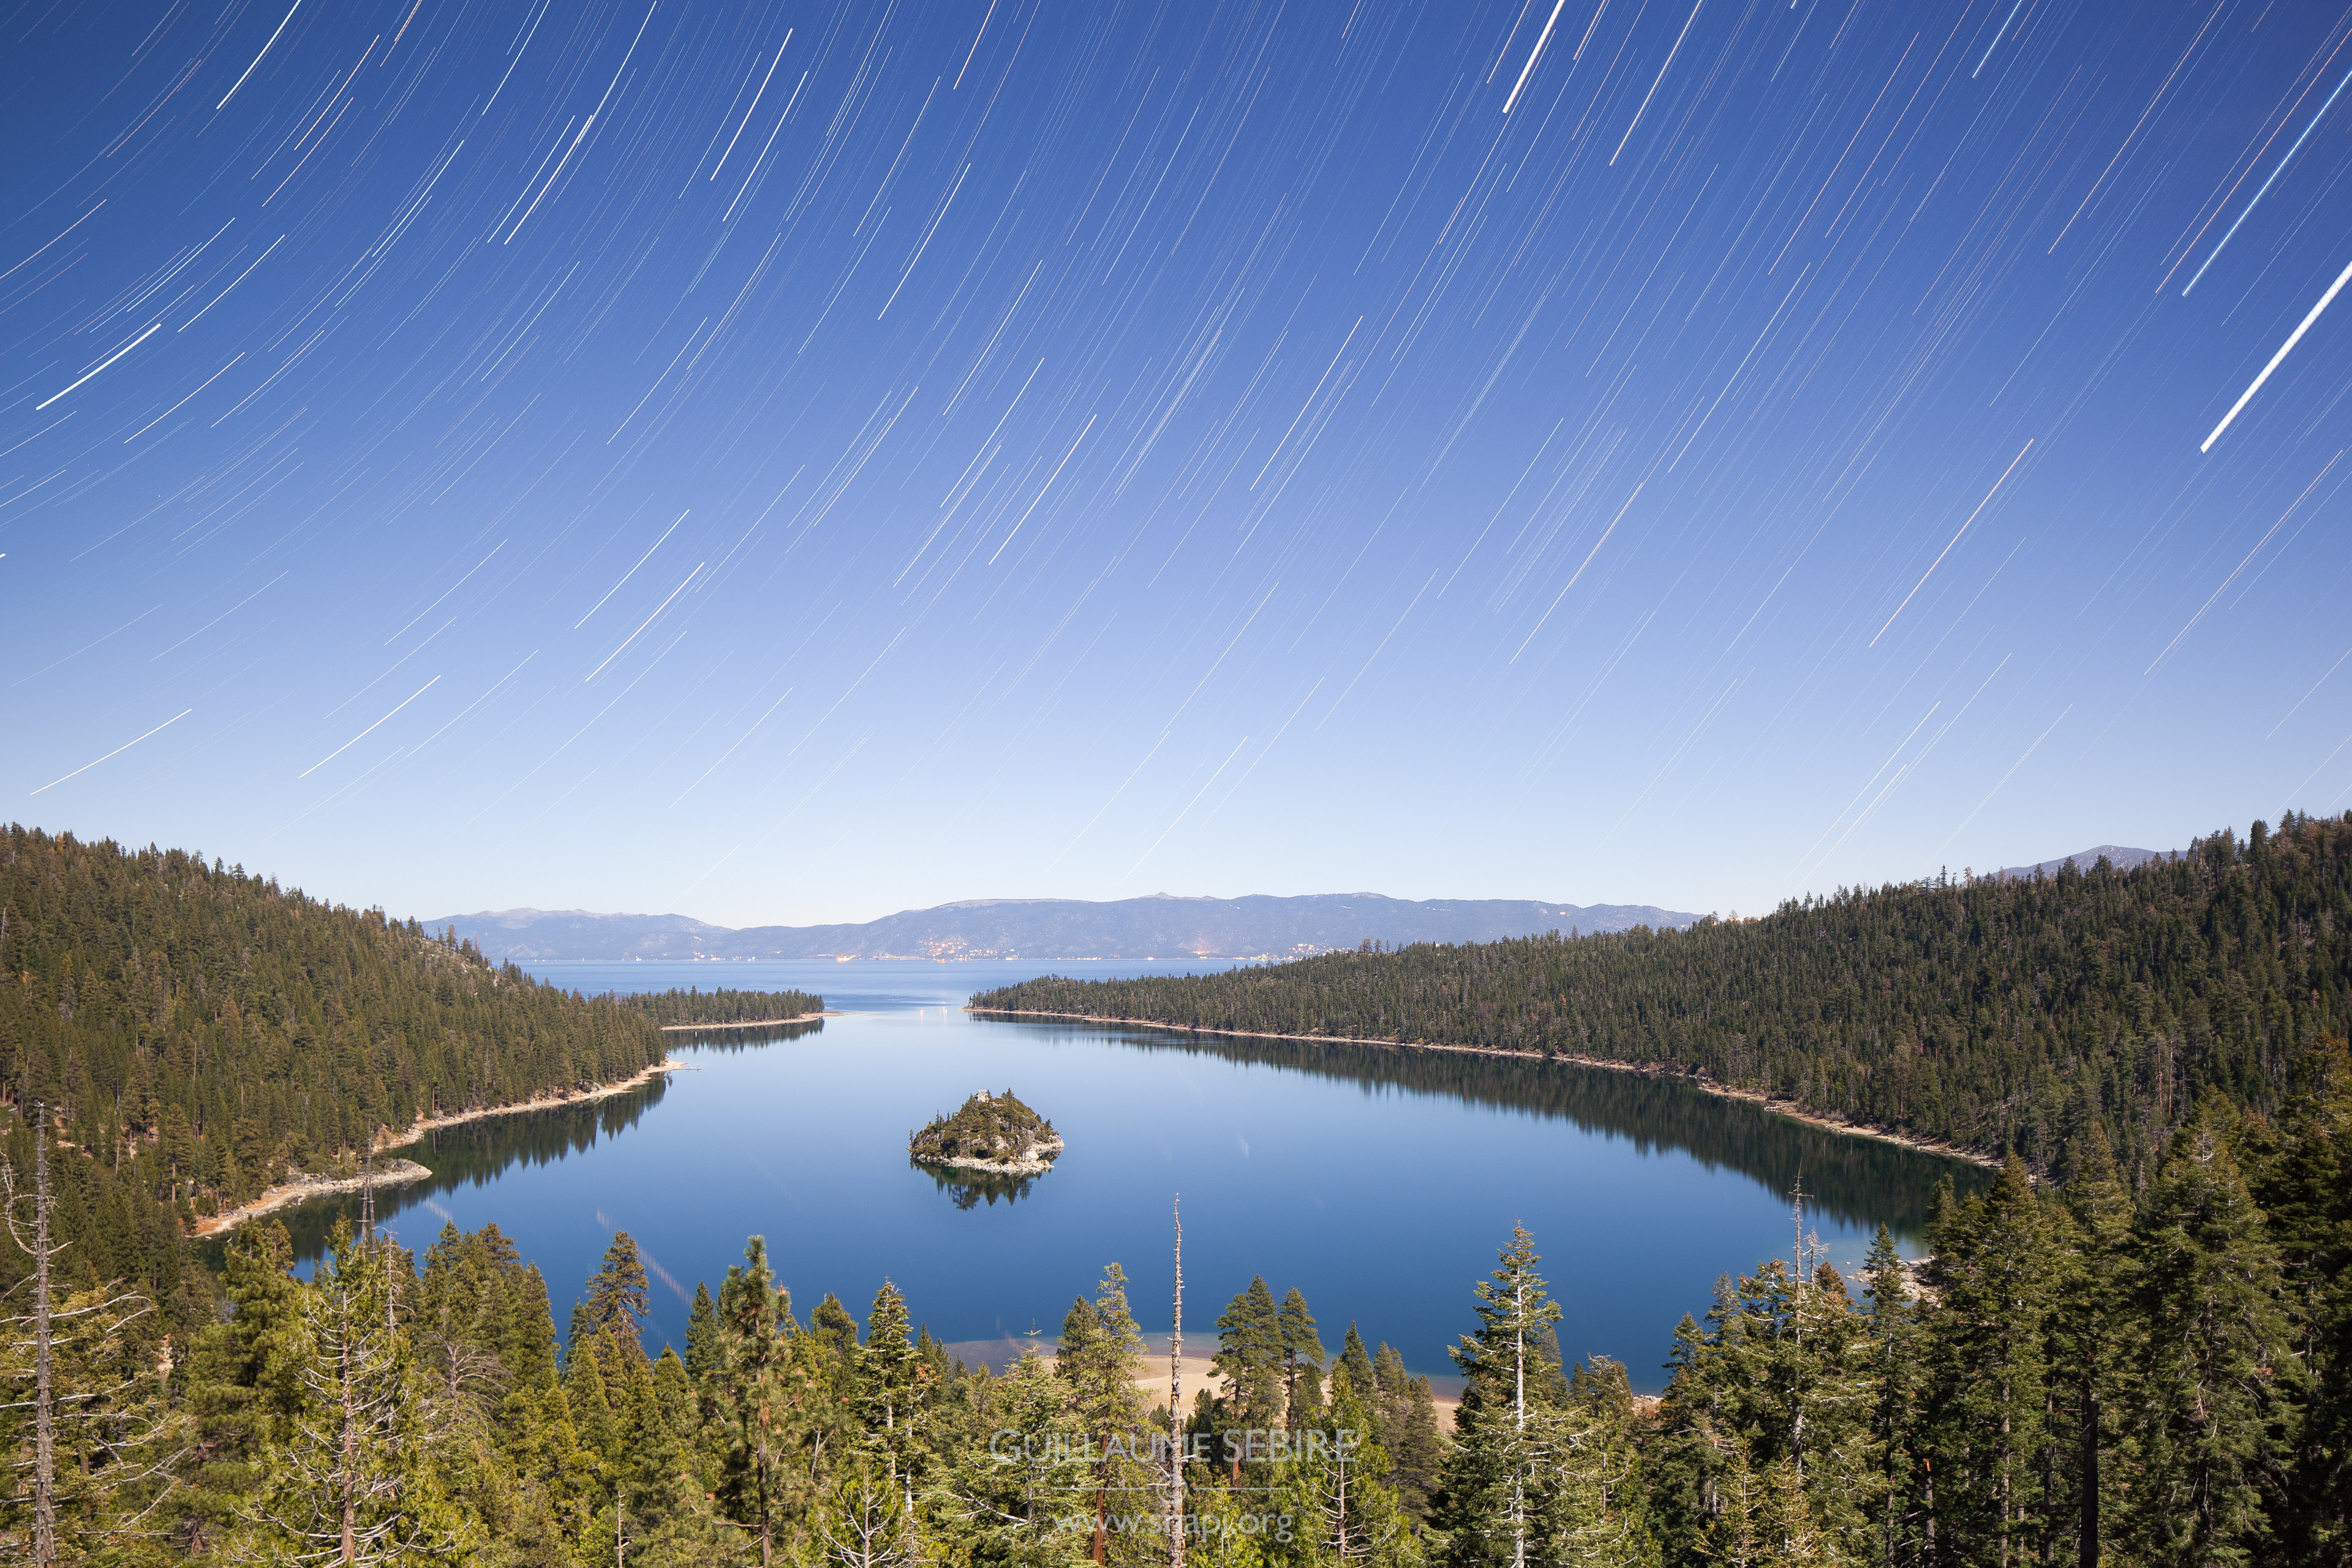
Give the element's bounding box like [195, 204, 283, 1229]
[0, 825, 680, 1326]
[976, 813, 2352, 1174]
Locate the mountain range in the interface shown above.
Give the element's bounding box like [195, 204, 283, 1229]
[427, 892, 1701, 963]
[429, 843, 2166, 963]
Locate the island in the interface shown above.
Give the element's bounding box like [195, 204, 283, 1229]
[907, 1089, 1065, 1175]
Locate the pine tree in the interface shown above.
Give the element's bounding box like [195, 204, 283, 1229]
[1217, 1277, 1286, 1478]
[1438, 1225, 1560, 1568]
[2254, 1034, 2352, 1566]
[713, 1235, 809, 1567]
[1691, 1429, 1765, 1568]
[1279, 1288, 1328, 1429]
[686, 1281, 722, 1406]
[252, 1219, 451, 1562]
[1339, 1327, 1378, 1435]
[181, 1219, 307, 1551]
[565, 1332, 624, 1479]
[1647, 1246, 1873, 1567]
[1371, 1344, 1410, 1442]
[503, 1260, 561, 1389]
[2121, 1101, 2301, 1567]
[492, 1376, 599, 1561]
[1756, 1455, 1831, 1566]
[950, 1346, 1088, 1568]
[1918, 1158, 2060, 1562]
[1859, 1225, 1923, 1567]
[621, 1346, 730, 1567]
[1648, 1312, 1724, 1564]
[1372, 1344, 1443, 1524]
[812, 1291, 867, 1412]
[860, 1280, 921, 1483]
[1276, 1365, 1417, 1568]
[2059, 1124, 2136, 1568]
[584, 1231, 652, 1368]
[0, 1275, 178, 1562]
[1060, 1263, 1148, 1564]
[1526, 1358, 1651, 1568]
[1784, 1262, 1875, 1557]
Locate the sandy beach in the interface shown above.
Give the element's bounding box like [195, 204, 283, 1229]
[942, 1336, 1466, 1426]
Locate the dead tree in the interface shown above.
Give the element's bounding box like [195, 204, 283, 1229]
[0, 1102, 181, 1563]
[813, 1463, 919, 1568]
[250, 1227, 442, 1564]
[1295, 1434, 1401, 1568]
[1167, 1196, 1185, 1568]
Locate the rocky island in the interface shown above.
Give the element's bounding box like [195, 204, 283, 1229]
[908, 1089, 1065, 1175]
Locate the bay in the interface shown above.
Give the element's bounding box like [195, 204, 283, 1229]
[271, 959, 1986, 1392]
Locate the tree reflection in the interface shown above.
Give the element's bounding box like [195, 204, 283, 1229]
[911, 1158, 1040, 1210]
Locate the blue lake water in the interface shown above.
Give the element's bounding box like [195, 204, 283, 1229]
[271, 960, 1985, 1392]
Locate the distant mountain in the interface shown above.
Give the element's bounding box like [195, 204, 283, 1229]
[424, 908, 736, 961]
[426, 892, 1700, 963]
[1994, 844, 2171, 881]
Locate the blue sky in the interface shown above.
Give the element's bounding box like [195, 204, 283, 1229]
[4, 0, 2349, 926]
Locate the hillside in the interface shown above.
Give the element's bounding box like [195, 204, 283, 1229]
[0, 826, 671, 1321]
[431, 890, 1699, 962]
[973, 815, 2350, 1176]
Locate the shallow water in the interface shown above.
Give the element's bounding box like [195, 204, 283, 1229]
[269, 959, 1983, 1392]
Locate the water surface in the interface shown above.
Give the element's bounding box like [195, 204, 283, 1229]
[276, 960, 1984, 1391]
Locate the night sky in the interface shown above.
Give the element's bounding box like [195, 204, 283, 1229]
[6, 0, 2349, 924]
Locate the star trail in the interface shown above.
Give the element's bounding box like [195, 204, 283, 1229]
[4, 0, 2350, 921]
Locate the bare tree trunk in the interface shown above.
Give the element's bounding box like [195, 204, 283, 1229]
[1169, 1196, 1184, 1568]
[2078, 1387, 2099, 1568]
[342, 1311, 359, 1565]
[32, 1104, 56, 1568]
[1999, 1393, 2012, 1568]
[1512, 1287, 1525, 1568]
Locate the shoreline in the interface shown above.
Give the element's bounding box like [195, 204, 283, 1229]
[374, 1057, 688, 1152]
[658, 1011, 840, 1030]
[192, 1158, 434, 1238]
[189, 1058, 690, 1239]
[913, 1132, 1067, 1178]
[965, 1009, 2000, 1170]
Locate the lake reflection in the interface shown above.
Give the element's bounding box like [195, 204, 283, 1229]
[914, 1160, 1046, 1210]
[258, 960, 1986, 1392]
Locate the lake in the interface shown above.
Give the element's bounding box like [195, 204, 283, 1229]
[271, 960, 1985, 1393]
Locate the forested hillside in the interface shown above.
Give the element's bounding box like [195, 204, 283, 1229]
[974, 813, 2352, 1175]
[0, 826, 669, 1322]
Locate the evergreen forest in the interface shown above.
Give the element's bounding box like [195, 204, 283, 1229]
[0, 826, 681, 1328]
[973, 813, 2352, 1178]
[611, 987, 824, 1026]
[2, 816, 2346, 1561]
[4, 1033, 2344, 1564]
